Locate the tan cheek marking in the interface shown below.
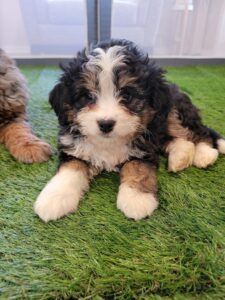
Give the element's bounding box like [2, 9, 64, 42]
[66, 109, 77, 123]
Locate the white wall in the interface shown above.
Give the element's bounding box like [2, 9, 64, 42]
[0, 0, 30, 56]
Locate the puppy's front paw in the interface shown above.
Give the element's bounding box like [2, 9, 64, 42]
[117, 184, 158, 220]
[34, 187, 79, 223]
[34, 168, 88, 222]
[14, 138, 53, 163]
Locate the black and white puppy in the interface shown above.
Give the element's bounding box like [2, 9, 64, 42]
[34, 39, 225, 222]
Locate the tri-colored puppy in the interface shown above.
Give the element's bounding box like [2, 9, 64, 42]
[34, 39, 225, 222]
[0, 49, 52, 163]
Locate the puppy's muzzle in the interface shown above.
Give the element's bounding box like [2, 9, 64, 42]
[97, 119, 115, 134]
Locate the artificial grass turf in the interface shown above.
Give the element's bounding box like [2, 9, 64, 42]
[0, 65, 225, 300]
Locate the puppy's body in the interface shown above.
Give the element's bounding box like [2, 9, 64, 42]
[0, 49, 52, 163]
[34, 39, 225, 222]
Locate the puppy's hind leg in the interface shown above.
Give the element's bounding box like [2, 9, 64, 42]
[166, 138, 195, 172]
[0, 121, 52, 163]
[193, 142, 218, 168]
[168, 87, 224, 169]
[217, 138, 225, 154]
[193, 129, 224, 169]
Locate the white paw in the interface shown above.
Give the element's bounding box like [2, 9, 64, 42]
[34, 187, 79, 222]
[34, 169, 88, 222]
[117, 184, 158, 220]
[193, 142, 218, 168]
[217, 139, 225, 154]
[167, 139, 195, 172]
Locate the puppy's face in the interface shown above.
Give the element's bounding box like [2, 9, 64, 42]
[75, 46, 149, 143]
[50, 41, 166, 143]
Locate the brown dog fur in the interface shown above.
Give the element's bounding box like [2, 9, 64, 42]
[0, 49, 52, 163]
[120, 160, 157, 195]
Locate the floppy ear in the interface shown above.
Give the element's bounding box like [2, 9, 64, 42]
[49, 82, 72, 125]
[143, 63, 172, 145]
[49, 56, 86, 122]
[49, 82, 66, 115]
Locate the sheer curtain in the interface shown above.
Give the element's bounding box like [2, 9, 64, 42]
[1, 0, 225, 58]
[20, 0, 87, 55]
[0, 0, 87, 56]
[111, 0, 225, 57]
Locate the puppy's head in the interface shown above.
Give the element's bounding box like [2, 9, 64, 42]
[50, 39, 169, 143]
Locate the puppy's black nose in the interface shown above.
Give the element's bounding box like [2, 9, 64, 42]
[97, 119, 115, 133]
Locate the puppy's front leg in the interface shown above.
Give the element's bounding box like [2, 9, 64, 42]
[34, 159, 90, 222]
[117, 160, 158, 220]
[0, 121, 52, 163]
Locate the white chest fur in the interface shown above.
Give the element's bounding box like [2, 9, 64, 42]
[60, 134, 145, 171]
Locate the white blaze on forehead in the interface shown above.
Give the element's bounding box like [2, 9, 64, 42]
[87, 46, 125, 103]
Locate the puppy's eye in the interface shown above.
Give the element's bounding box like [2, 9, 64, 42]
[86, 94, 96, 108]
[122, 93, 133, 103]
[120, 92, 145, 113]
[75, 93, 96, 110]
[86, 93, 95, 103]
